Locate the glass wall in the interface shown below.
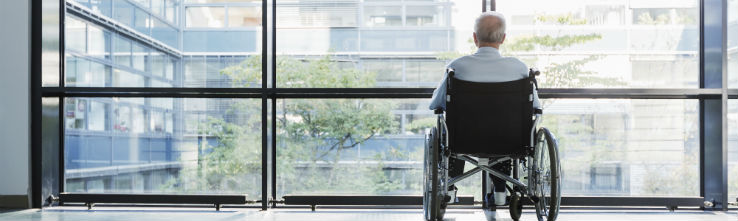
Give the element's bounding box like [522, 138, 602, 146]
[544, 99, 699, 196]
[275, 99, 483, 197]
[729, 0, 738, 204]
[498, 0, 699, 89]
[64, 98, 262, 195]
[730, 100, 738, 200]
[276, 0, 460, 88]
[56, 0, 708, 203]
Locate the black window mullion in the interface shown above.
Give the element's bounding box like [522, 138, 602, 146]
[260, 0, 269, 211]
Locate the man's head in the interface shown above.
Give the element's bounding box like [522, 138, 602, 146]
[473, 11, 506, 48]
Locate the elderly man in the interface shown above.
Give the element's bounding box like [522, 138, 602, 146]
[428, 11, 541, 213]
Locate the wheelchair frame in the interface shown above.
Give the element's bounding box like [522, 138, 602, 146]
[423, 69, 561, 221]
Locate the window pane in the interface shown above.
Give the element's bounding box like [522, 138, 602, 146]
[729, 0, 738, 88]
[276, 99, 699, 197]
[277, 2, 357, 27]
[406, 5, 446, 27]
[186, 7, 225, 28]
[274, 99, 483, 197]
[363, 6, 402, 27]
[66, 17, 87, 53]
[228, 7, 261, 27]
[151, 18, 179, 48]
[65, 1, 258, 88]
[499, 0, 699, 88]
[113, 69, 144, 87]
[544, 99, 699, 196]
[134, 8, 150, 35]
[65, 98, 262, 196]
[729, 100, 738, 200]
[114, 36, 132, 67]
[87, 25, 110, 59]
[43, 0, 61, 86]
[65, 57, 107, 87]
[132, 0, 151, 9]
[132, 43, 148, 71]
[113, 1, 134, 27]
[277, 0, 472, 88]
[165, 0, 178, 24]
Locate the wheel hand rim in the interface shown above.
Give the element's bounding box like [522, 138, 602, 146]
[536, 133, 551, 218]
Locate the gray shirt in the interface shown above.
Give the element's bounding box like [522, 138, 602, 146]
[429, 47, 541, 110]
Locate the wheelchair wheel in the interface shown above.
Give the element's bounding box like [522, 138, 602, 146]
[509, 192, 523, 221]
[529, 127, 561, 221]
[423, 128, 445, 221]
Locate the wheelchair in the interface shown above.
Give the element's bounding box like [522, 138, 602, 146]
[423, 68, 561, 221]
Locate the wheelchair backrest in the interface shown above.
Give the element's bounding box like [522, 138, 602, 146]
[445, 71, 535, 157]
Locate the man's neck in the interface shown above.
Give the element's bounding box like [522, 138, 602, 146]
[478, 44, 500, 49]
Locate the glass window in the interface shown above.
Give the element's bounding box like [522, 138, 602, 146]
[113, 1, 135, 27]
[165, 0, 178, 23]
[186, 7, 226, 28]
[498, 0, 699, 88]
[406, 5, 446, 27]
[228, 7, 262, 27]
[730, 100, 738, 201]
[152, 0, 165, 17]
[277, 0, 472, 88]
[65, 57, 88, 87]
[543, 99, 699, 196]
[150, 110, 165, 133]
[364, 59, 403, 84]
[132, 43, 148, 71]
[132, 0, 151, 9]
[66, 17, 87, 53]
[363, 6, 402, 27]
[65, 98, 87, 130]
[87, 0, 113, 17]
[151, 18, 179, 48]
[88, 101, 107, 131]
[87, 25, 110, 59]
[151, 51, 165, 78]
[277, 99, 468, 197]
[64, 98, 262, 196]
[276, 2, 357, 27]
[112, 69, 145, 87]
[114, 36, 132, 67]
[42, 0, 61, 86]
[729, 0, 738, 88]
[66, 57, 107, 87]
[134, 8, 151, 35]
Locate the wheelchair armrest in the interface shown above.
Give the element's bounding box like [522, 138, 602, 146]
[434, 109, 444, 114]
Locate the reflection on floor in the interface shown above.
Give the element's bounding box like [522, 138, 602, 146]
[0, 207, 735, 221]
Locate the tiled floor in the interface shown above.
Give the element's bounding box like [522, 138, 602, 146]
[0, 207, 735, 221]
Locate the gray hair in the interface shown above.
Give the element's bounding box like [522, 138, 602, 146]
[475, 11, 506, 44]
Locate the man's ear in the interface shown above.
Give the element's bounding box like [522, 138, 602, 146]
[473, 32, 479, 46]
[500, 34, 506, 44]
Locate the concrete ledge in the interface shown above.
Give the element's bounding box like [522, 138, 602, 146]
[0, 195, 29, 209]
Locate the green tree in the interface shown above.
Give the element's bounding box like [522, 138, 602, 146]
[164, 55, 400, 197]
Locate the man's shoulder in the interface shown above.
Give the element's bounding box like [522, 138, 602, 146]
[447, 55, 473, 67]
[501, 56, 527, 68]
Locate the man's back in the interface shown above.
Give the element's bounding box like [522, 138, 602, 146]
[428, 47, 540, 110]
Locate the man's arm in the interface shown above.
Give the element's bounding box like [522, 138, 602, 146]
[429, 73, 449, 111]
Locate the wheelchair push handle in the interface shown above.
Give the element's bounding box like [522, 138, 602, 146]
[529, 68, 540, 77]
